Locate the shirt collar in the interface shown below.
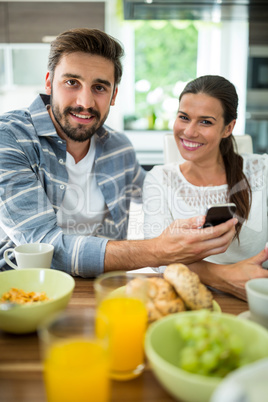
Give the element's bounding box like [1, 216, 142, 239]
[29, 94, 58, 138]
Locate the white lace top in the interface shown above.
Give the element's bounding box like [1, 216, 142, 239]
[143, 153, 268, 269]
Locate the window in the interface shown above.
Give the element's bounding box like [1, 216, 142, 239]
[12, 47, 50, 86]
[0, 49, 4, 87]
[0, 44, 50, 113]
[124, 21, 198, 131]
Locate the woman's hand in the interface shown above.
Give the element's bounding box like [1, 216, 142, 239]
[222, 245, 268, 300]
[189, 244, 268, 301]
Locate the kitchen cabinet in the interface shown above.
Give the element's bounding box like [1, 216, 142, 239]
[0, 2, 105, 43]
[246, 112, 268, 154]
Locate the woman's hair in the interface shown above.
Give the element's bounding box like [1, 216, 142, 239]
[48, 28, 124, 86]
[179, 75, 252, 240]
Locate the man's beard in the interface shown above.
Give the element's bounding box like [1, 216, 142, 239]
[50, 97, 108, 142]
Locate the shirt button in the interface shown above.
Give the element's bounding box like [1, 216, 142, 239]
[60, 185, 65, 190]
[59, 159, 64, 164]
[58, 140, 63, 144]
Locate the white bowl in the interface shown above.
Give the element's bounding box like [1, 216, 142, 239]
[246, 278, 268, 329]
[211, 358, 268, 402]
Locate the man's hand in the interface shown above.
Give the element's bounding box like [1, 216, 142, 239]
[104, 216, 237, 272]
[153, 216, 237, 266]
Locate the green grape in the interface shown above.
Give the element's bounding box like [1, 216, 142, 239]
[175, 312, 245, 378]
[191, 326, 208, 340]
[200, 350, 218, 372]
[195, 338, 209, 353]
[180, 347, 199, 372]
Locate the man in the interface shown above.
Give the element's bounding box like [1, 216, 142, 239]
[0, 28, 236, 277]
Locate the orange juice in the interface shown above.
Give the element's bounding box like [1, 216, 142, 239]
[44, 339, 110, 402]
[97, 297, 147, 379]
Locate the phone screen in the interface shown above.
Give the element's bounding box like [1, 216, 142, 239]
[202, 203, 237, 228]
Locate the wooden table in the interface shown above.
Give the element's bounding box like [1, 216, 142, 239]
[0, 277, 248, 402]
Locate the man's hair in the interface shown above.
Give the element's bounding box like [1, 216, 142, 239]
[48, 28, 124, 86]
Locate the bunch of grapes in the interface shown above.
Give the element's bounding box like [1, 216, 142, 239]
[175, 311, 246, 378]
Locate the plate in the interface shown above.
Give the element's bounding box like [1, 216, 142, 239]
[212, 300, 221, 312]
[238, 310, 268, 331]
[110, 286, 221, 312]
[238, 310, 252, 321]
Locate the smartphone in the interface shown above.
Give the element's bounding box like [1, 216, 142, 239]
[202, 203, 237, 228]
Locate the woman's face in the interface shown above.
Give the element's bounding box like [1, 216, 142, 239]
[173, 92, 235, 164]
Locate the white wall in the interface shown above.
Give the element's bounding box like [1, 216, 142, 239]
[197, 21, 249, 136]
[105, 0, 135, 131]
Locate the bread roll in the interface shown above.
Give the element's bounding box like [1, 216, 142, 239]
[163, 263, 213, 310]
[126, 277, 185, 323]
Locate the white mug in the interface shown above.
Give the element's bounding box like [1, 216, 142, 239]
[246, 278, 268, 329]
[4, 243, 54, 270]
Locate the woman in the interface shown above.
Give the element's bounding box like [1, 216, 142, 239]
[143, 75, 268, 300]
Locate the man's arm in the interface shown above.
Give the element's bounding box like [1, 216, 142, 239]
[0, 125, 108, 276]
[104, 216, 237, 271]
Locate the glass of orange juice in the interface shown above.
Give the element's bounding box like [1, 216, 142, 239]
[94, 271, 148, 381]
[38, 308, 110, 402]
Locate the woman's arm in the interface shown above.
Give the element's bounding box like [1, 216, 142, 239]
[188, 244, 268, 300]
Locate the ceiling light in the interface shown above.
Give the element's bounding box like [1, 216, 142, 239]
[42, 36, 57, 43]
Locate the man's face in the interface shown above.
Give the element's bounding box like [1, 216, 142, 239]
[45, 52, 118, 142]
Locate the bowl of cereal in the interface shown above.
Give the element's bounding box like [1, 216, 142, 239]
[145, 310, 268, 402]
[0, 268, 75, 334]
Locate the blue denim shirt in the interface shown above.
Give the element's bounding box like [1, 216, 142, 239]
[0, 95, 145, 277]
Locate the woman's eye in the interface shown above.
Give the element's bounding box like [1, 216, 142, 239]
[178, 115, 188, 121]
[201, 120, 212, 125]
[95, 85, 106, 92]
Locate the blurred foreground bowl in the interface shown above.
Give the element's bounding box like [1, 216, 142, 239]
[0, 268, 75, 334]
[211, 357, 268, 402]
[145, 311, 268, 402]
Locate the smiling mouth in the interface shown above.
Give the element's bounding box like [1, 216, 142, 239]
[70, 112, 94, 120]
[181, 138, 203, 149]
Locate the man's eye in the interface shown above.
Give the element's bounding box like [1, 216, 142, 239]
[179, 115, 188, 121]
[201, 120, 212, 125]
[66, 80, 78, 86]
